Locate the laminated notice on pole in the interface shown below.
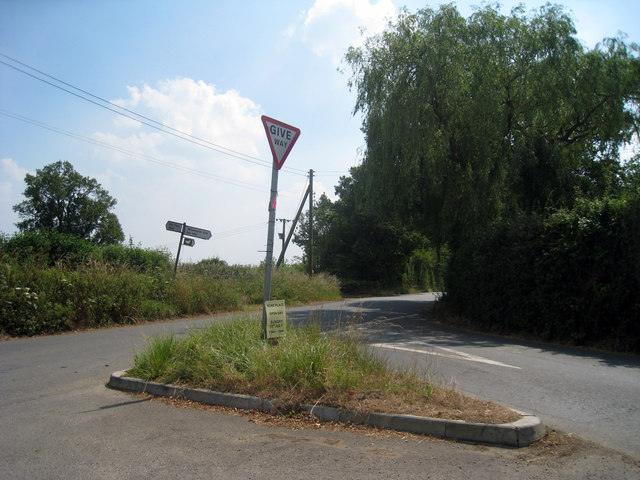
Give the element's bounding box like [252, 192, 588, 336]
[265, 299, 286, 339]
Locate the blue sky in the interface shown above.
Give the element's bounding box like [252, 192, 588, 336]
[1, 0, 638, 265]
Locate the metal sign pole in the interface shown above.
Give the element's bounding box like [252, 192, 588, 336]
[173, 223, 186, 276]
[262, 164, 279, 338]
[260, 115, 300, 338]
[308, 169, 313, 276]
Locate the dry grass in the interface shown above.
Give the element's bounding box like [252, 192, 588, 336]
[319, 387, 520, 424]
[151, 394, 516, 437]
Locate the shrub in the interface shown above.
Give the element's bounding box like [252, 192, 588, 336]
[97, 244, 172, 272]
[0, 230, 341, 336]
[444, 196, 640, 352]
[1, 230, 96, 266]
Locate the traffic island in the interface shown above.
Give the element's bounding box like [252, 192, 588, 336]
[107, 370, 544, 448]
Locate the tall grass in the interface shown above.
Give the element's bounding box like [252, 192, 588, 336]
[0, 232, 341, 336]
[127, 317, 427, 410]
[126, 317, 523, 425]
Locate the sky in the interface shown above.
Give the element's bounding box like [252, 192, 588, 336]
[1, 0, 639, 265]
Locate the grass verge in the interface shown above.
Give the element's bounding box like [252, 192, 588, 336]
[127, 316, 520, 424]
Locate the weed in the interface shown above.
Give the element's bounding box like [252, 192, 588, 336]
[0, 232, 341, 336]
[126, 316, 520, 423]
[129, 317, 435, 412]
[132, 335, 178, 379]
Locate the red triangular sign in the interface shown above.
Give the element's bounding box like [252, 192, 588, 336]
[261, 115, 301, 170]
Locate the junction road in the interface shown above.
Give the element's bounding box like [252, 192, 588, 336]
[289, 293, 640, 459]
[1, 294, 638, 479]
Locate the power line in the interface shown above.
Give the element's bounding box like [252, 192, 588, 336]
[0, 53, 309, 176]
[215, 222, 267, 239]
[313, 170, 351, 175]
[1, 54, 259, 161]
[0, 109, 283, 194]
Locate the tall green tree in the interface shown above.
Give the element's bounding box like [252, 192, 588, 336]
[13, 160, 124, 244]
[293, 193, 335, 273]
[294, 176, 429, 290]
[345, 3, 640, 250]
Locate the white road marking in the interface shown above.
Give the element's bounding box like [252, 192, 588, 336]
[369, 343, 521, 370]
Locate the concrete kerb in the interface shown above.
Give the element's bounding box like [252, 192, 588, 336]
[107, 370, 544, 448]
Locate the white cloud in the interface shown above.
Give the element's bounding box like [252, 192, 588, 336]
[115, 78, 263, 146]
[0, 158, 30, 235]
[1, 157, 29, 181]
[97, 78, 269, 180]
[86, 78, 293, 264]
[292, 0, 397, 65]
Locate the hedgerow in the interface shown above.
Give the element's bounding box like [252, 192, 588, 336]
[0, 231, 341, 336]
[444, 196, 640, 352]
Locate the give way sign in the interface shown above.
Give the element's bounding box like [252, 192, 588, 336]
[261, 115, 301, 170]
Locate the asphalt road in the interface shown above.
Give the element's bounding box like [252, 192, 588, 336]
[290, 293, 640, 459]
[1, 294, 639, 479]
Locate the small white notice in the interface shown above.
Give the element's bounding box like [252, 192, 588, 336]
[264, 299, 286, 339]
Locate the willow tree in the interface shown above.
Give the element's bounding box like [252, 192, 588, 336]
[345, 3, 640, 250]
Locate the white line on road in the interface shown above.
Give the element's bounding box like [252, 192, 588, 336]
[369, 343, 522, 370]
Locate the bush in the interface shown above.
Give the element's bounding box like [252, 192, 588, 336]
[0, 231, 341, 336]
[96, 244, 172, 272]
[444, 196, 640, 352]
[0, 230, 171, 272]
[1, 230, 96, 266]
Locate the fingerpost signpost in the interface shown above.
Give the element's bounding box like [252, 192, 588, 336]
[260, 115, 301, 339]
[165, 221, 212, 275]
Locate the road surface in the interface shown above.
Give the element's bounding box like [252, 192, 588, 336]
[289, 293, 640, 459]
[1, 294, 638, 479]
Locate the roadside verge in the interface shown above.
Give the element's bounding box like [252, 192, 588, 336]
[107, 370, 544, 448]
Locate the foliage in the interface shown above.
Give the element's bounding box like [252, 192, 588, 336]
[271, 269, 341, 304]
[344, 4, 640, 250]
[13, 160, 124, 244]
[323, 2, 640, 350]
[127, 317, 425, 409]
[293, 177, 446, 293]
[293, 193, 335, 273]
[96, 241, 172, 272]
[1, 229, 97, 266]
[444, 195, 640, 352]
[402, 246, 450, 292]
[0, 230, 170, 272]
[298, 4, 638, 294]
[179, 256, 254, 280]
[621, 155, 640, 194]
[0, 231, 341, 336]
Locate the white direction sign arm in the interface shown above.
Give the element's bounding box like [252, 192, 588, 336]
[183, 225, 212, 240]
[165, 221, 212, 240]
[165, 221, 183, 233]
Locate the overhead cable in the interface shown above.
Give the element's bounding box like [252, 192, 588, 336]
[0, 109, 290, 194]
[0, 53, 309, 176]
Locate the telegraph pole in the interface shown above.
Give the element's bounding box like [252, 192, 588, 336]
[276, 184, 310, 268]
[277, 218, 290, 253]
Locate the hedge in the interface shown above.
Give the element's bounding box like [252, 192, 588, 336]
[444, 196, 640, 352]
